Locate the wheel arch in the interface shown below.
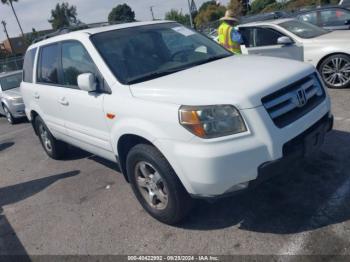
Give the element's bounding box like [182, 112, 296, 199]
[29, 110, 40, 135]
[117, 134, 154, 182]
[316, 52, 350, 70]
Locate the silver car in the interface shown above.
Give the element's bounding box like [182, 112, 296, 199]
[0, 71, 25, 124]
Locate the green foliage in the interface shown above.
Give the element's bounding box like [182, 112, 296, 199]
[165, 9, 191, 26]
[249, 0, 276, 14]
[194, 1, 226, 28]
[48, 2, 79, 30]
[228, 0, 247, 17]
[108, 3, 135, 23]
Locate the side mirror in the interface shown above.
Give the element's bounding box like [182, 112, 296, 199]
[277, 36, 293, 45]
[77, 73, 97, 92]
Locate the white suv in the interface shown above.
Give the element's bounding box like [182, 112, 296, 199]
[21, 21, 333, 224]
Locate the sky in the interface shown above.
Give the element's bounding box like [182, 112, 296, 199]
[0, 0, 230, 41]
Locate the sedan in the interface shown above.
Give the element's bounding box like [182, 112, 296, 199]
[0, 70, 26, 124]
[239, 19, 350, 88]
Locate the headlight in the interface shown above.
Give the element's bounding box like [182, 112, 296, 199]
[9, 97, 22, 102]
[179, 105, 247, 138]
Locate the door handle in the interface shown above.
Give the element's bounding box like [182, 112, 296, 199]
[58, 97, 69, 106]
[33, 93, 40, 99]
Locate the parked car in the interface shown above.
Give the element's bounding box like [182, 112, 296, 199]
[294, 6, 350, 30]
[239, 18, 350, 88]
[0, 70, 26, 124]
[21, 21, 332, 224]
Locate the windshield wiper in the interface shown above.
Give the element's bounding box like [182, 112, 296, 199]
[127, 54, 231, 85]
[127, 68, 185, 84]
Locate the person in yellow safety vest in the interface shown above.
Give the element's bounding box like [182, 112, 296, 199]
[218, 10, 242, 55]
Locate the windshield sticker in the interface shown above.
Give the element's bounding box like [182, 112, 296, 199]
[172, 26, 195, 37]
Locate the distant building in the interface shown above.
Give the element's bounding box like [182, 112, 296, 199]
[1, 36, 27, 55]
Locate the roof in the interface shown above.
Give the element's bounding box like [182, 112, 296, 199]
[0, 70, 22, 78]
[294, 4, 350, 14]
[239, 18, 294, 27]
[29, 20, 173, 50]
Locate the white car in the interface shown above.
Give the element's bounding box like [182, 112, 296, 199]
[239, 19, 350, 88]
[21, 21, 332, 224]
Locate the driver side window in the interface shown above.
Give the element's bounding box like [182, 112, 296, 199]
[254, 28, 284, 47]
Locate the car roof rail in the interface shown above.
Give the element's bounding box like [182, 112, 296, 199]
[32, 21, 117, 44]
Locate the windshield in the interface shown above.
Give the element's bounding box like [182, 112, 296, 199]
[0, 73, 22, 91]
[91, 23, 232, 84]
[279, 20, 329, 39]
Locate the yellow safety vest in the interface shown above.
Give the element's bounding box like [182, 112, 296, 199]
[218, 22, 241, 54]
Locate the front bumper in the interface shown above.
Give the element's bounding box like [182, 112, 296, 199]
[155, 98, 332, 198]
[8, 102, 26, 118]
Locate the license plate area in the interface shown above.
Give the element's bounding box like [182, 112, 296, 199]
[303, 124, 326, 156]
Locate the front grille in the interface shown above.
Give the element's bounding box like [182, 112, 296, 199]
[262, 73, 326, 128]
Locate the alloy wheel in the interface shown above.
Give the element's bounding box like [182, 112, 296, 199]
[134, 161, 168, 210]
[38, 124, 52, 153]
[322, 57, 350, 88]
[3, 106, 13, 124]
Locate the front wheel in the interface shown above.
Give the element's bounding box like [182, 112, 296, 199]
[126, 144, 193, 224]
[34, 116, 67, 160]
[3, 105, 15, 125]
[319, 54, 350, 89]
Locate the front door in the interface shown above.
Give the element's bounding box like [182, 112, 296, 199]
[58, 41, 113, 160]
[240, 27, 304, 61]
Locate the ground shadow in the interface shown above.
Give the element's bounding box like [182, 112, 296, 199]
[60, 145, 121, 172]
[0, 170, 80, 256]
[181, 130, 350, 234]
[0, 142, 14, 152]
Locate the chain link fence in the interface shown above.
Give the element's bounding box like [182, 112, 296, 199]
[0, 56, 24, 73]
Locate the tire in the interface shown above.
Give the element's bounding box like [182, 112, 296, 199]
[126, 144, 193, 224]
[34, 116, 67, 160]
[319, 54, 350, 89]
[3, 105, 16, 125]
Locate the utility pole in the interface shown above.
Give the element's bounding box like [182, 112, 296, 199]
[1, 20, 14, 55]
[187, 0, 194, 28]
[150, 6, 155, 20]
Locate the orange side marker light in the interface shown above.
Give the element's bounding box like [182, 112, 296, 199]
[106, 113, 116, 119]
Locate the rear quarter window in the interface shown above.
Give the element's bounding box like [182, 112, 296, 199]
[23, 48, 37, 83]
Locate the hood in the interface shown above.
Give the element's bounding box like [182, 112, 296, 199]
[313, 30, 350, 43]
[3, 87, 22, 98]
[130, 55, 315, 109]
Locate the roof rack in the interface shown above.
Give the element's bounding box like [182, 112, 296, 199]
[32, 21, 117, 43]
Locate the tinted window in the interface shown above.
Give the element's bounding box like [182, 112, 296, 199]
[38, 44, 59, 84]
[255, 28, 283, 47]
[298, 12, 318, 25]
[91, 23, 231, 84]
[0, 73, 22, 91]
[320, 9, 350, 26]
[23, 48, 37, 83]
[62, 41, 98, 87]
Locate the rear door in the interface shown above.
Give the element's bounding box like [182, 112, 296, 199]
[240, 26, 304, 61]
[35, 43, 67, 138]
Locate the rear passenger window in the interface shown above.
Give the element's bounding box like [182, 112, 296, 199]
[23, 48, 37, 83]
[62, 41, 98, 87]
[38, 44, 59, 84]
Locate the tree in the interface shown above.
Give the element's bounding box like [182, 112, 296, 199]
[165, 9, 191, 26]
[194, 1, 226, 29]
[228, 0, 247, 17]
[1, 0, 24, 37]
[108, 4, 135, 23]
[48, 2, 79, 30]
[249, 0, 276, 14]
